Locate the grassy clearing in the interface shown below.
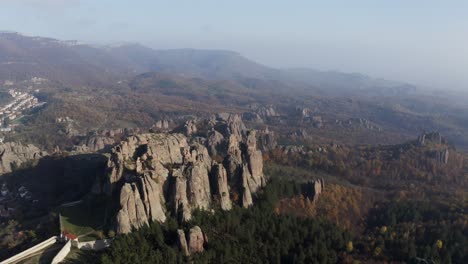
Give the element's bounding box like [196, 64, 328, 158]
[58, 195, 108, 238]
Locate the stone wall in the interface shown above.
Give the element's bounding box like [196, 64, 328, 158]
[72, 239, 112, 250]
[0, 236, 57, 264]
[51, 240, 71, 264]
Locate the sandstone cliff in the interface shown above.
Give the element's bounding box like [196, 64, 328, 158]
[104, 114, 266, 234]
[0, 142, 46, 175]
[177, 226, 206, 256]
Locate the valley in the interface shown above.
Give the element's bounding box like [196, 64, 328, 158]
[0, 32, 466, 264]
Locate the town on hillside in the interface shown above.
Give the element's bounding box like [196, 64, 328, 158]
[0, 85, 45, 137]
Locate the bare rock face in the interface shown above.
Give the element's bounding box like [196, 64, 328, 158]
[206, 129, 225, 156]
[74, 136, 115, 153]
[188, 226, 205, 254]
[107, 114, 266, 234]
[0, 142, 46, 175]
[151, 119, 171, 131]
[183, 120, 198, 136]
[241, 164, 253, 208]
[177, 229, 190, 256]
[258, 127, 277, 151]
[177, 226, 206, 256]
[116, 183, 149, 234]
[296, 107, 311, 118]
[104, 133, 188, 194]
[434, 149, 450, 164]
[244, 130, 265, 193]
[418, 132, 446, 146]
[313, 178, 325, 202]
[172, 167, 192, 222]
[211, 163, 232, 210]
[139, 174, 166, 223]
[257, 105, 279, 118]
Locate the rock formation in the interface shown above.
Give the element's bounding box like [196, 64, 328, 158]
[312, 178, 325, 201]
[258, 127, 277, 151]
[296, 107, 311, 118]
[211, 163, 232, 210]
[434, 149, 450, 164]
[418, 132, 446, 146]
[0, 142, 46, 175]
[105, 115, 266, 234]
[177, 229, 190, 256]
[300, 178, 325, 202]
[74, 136, 115, 152]
[188, 226, 205, 254]
[182, 120, 198, 136]
[243, 104, 280, 123]
[177, 226, 206, 256]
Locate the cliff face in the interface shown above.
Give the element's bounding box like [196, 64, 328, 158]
[104, 114, 266, 234]
[0, 142, 46, 175]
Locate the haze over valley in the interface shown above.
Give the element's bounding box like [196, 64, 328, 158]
[0, 2, 467, 264]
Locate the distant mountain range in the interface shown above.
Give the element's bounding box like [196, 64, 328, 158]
[0, 32, 417, 97]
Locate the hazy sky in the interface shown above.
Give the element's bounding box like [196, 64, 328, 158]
[1, 0, 467, 90]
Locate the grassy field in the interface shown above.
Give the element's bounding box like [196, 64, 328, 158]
[62, 247, 102, 264]
[58, 195, 109, 239]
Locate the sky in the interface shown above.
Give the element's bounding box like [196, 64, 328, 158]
[0, 0, 467, 90]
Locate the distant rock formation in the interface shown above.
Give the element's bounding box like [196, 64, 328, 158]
[301, 178, 325, 202]
[312, 178, 325, 201]
[417, 132, 451, 165]
[335, 118, 381, 131]
[182, 120, 198, 136]
[177, 229, 190, 256]
[73, 136, 115, 153]
[296, 107, 312, 118]
[0, 142, 46, 175]
[434, 149, 450, 164]
[188, 226, 205, 254]
[243, 104, 280, 123]
[256, 105, 279, 118]
[257, 127, 277, 151]
[72, 128, 141, 153]
[103, 114, 266, 234]
[177, 226, 206, 256]
[418, 132, 446, 146]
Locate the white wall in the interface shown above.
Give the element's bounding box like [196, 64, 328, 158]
[0, 236, 57, 264]
[51, 240, 71, 264]
[73, 239, 112, 250]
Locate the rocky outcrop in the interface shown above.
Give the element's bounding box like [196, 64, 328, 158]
[242, 112, 264, 123]
[0, 142, 46, 175]
[244, 131, 265, 193]
[418, 132, 446, 146]
[243, 104, 280, 123]
[177, 229, 190, 256]
[107, 115, 266, 234]
[215, 113, 246, 141]
[182, 120, 197, 136]
[311, 115, 323, 128]
[74, 136, 115, 153]
[116, 183, 149, 234]
[152, 119, 170, 130]
[256, 105, 279, 118]
[301, 178, 325, 202]
[296, 107, 312, 118]
[177, 226, 206, 256]
[188, 226, 205, 254]
[312, 178, 325, 201]
[211, 163, 232, 210]
[434, 149, 450, 164]
[206, 129, 225, 156]
[258, 128, 277, 151]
